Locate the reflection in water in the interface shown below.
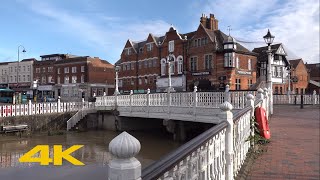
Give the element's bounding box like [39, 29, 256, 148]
[0, 130, 181, 169]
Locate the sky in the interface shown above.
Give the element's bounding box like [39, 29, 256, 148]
[0, 0, 319, 64]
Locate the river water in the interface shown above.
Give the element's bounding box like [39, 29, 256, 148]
[0, 130, 181, 180]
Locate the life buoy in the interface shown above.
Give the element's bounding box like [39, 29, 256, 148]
[255, 107, 271, 139]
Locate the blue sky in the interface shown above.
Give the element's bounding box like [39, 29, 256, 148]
[0, 0, 319, 64]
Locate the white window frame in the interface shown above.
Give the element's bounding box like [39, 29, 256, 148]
[146, 43, 153, 52]
[64, 67, 69, 73]
[72, 67, 77, 73]
[177, 56, 183, 74]
[81, 75, 84, 83]
[169, 40, 174, 52]
[64, 76, 69, 84]
[72, 76, 77, 83]
[81, 66, 85, 72]
[248, 59, 252, 70]
[190, 56, 198, 72]
[236, 57, 239, 69]
[204, 54, 212, 70]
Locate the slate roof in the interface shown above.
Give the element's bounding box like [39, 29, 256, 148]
[306, 63, 320, 78]
[252, 43, 289, 66]
[289, 59, 301, 69]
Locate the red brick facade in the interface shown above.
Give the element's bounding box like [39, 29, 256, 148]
[117, 14, 257, 93]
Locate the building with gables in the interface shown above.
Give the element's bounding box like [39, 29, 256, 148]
[253, 43, 290, 93]
[117, 13, 257, 93]
[305, 63, 320, 94]
[288, 59, 309, 94]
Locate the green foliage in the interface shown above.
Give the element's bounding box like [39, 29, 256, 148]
[247, 116, 270, 145]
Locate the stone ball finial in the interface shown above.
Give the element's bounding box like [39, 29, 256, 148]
[130, 90, 133, 95]
[147, 88, 150, 94]
[246, 94, 254, 100]
[219, 101, 233, 111]
[103, 92, 106, 96]
[257, 88, 264, 93]
[194, 86, 198, 92]
[109, 131, 141, 159]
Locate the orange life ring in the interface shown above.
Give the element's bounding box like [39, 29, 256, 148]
[255, 107, 271, 139]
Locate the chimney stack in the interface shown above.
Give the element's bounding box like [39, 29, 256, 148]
[200, 13, 219, 30]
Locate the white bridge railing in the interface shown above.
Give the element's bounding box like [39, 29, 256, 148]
[96, 89, 256, 109]
[106, 88, 265, 180]
[0, 99, 94, 118]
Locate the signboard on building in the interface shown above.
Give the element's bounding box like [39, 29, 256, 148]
[236, 70, 252, 75]
[156, 76, 184, 88]
[192, 71, 210, 76]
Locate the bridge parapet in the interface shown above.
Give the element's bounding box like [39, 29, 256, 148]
[107, 88, 265, 180]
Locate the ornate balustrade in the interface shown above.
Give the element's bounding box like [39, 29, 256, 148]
[0, 99, 92, 118]
[107, 89, 267, 180]
[273, 93, 319, 105]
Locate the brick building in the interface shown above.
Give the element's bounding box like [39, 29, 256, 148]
[253, 43, 290, 93]
[33, 54, 69, 100]
[117, 13, 257, 93]
[305, 63, 320, 94]
[288, 59, 309, 94]
[54, 56, 115, 101]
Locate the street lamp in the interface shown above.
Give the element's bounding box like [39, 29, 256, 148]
[17, 45, 26, 104]
[114, 65, 120, 95]
[166, 54, 175, 92]
[263, 29, 274, 115]
[32, 80, 38, 102]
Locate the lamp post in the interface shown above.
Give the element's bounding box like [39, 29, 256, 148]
[167, 54, 175, 92]
[263, 29, 274, 115]
[17, 45, 26, 104]
[114, 65, 120, 95]
[32, 80, 38, 102]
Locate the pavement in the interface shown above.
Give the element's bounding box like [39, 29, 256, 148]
[243, 105, 320, 180]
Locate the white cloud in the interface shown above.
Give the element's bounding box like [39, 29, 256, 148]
[22, 0, 170, 63]
[200, 0, 319, 64]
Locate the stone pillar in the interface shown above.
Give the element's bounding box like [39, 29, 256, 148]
[246, 94, 255, 148]
[108, 131, 141, 180]
[193, 86, 198, 116]
[28, 100, 32, 115]
[57, 96, 61, 113]
[219, 101, 233, 180]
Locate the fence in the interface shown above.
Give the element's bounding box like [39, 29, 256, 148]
[273, 93, 319, 105]
[0, 99, 94, 118]
[106, 88, 266, 180]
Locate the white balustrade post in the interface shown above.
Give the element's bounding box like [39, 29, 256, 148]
[146, 89, 150, 114]
[167, 88, 171, 116]
[130, 90, 133, 113]
[82, 98, 85, 109]
[108, 131, 141, 180]
[313, 90, 316, 105]
[115, 93, 118, 109]
[219, 101, 234, 180]
[257, 88, 264, 103]
[246, 94, 255, 148]
[263, 88, 269, 117]
[225, 84, 230, 102]
[57, 96, 61, 113]
[28, 100, 32, 115]
[193, 86, 197, 116]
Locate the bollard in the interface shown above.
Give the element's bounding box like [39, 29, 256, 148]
[300, 94, 304, 109]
